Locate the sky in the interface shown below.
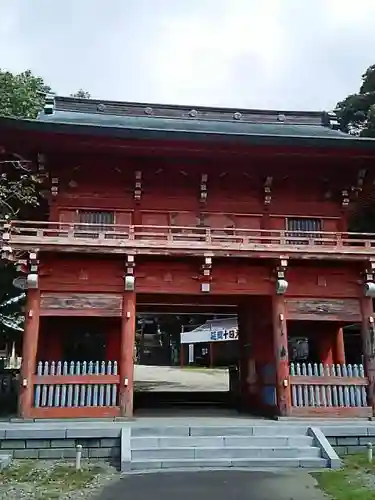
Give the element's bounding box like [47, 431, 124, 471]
[0, 0, 375, 111]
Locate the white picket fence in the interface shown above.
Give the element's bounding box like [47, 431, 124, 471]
[289, 362, 368, 408]
[34, 361, 119, 408]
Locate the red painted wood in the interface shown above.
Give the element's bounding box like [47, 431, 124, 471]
[120, 291, 136, 417]
[290, 376, 368, 386]
[289, 407, 372, 418]
[106, 327, 121, 362]
[334, 327, 346, 364]
[30, 407, 120, 419]
[19, 289, 41, 419]
[272, 295, 291, 417]
[360, 295, 375, 414]
[33, 374, 120, 385]
[317, 328, 334, 365]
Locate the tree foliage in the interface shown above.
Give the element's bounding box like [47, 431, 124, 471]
[0, 70, 91, 340]
[0, 70, 51, 338]
[0, 69, 50, 119]
[336, 64, 375, 137]
[70, 89, 91, 99]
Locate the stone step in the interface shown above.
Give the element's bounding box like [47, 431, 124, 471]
[131, 446, 321, 460]
[130, 457, 328, 471]
[131, 435, 314, 449]
[131, 425, 309, 437]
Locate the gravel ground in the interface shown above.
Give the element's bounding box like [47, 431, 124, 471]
[134, 365, 229, 392]
[0, 460, 119, 500]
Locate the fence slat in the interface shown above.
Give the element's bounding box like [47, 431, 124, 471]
[33, 360, 119, 411]
[289, 362, 369, 411]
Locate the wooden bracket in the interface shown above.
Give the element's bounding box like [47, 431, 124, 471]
[134, 171, 142, 202]
[364, 260, 375, 282]
[200, 174, 208, 204]
[27, 251, 39, 289]
[352, 169, 367, 198]
[126, 254, 135, 277]
[1, 218, 12, 260]
[275, 257, 288, 295]
[264, 176, 273, 206]
[124, 255, 135, 292]
[50, 177, 59, 197]
[200, 256, 212, 292]
[341, 189, 350, 208]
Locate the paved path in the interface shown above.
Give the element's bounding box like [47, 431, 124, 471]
[95, 470, 327, 500]
[134, 365, 229, 392]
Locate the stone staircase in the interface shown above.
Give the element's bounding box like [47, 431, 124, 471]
[124, 424, 336, 472]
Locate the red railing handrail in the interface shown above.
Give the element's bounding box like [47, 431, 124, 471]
[3, 218, 375, 238]
[3, 219, 375, 255]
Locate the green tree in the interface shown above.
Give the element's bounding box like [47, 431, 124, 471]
[335, 64, 375, 137]
[0, 70, 51, 339]
[0, 69, 50, 119]
[70, 89, 91, 98]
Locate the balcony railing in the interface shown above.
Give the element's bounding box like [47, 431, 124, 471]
[3, 220, 375, 258]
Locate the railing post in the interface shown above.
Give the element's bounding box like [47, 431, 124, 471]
[272, 294, 291, 416]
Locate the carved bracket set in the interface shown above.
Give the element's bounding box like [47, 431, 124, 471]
[134, 170, 142, 202]
[364, 260, 375, 298]
[124, 254, 135, 292]
[27, 251, 39, 289]
[275, 257, 288, 295]
[264, 176, 272, 206]
[341, 189, 350, 208]
[201, 256, 212, 293]
[1, 218, 12, 261]
[200, 173, 208, 204]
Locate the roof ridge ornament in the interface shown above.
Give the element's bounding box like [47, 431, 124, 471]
[44, 94, 55, 115]
[325, 111, 340, 130]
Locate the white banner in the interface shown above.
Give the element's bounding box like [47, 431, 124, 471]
[181, 317, 238, 344]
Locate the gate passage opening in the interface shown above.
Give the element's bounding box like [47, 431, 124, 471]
[133, 312, 239, 414]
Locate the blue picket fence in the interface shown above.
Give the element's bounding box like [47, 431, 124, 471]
[289, 362, 368, 408]
[34, 361, 119, 408]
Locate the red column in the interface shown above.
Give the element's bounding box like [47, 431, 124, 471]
[209, 342, 214, 368]
[18, 287, 40, 419]
[318, 329, 334, 365]
[272, 294, 291, 416]
[334, 327, 346, 365]
[360, 296, 375, 413]
[119, 291, 136, 417]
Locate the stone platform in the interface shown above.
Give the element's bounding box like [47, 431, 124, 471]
[2, 415, 372, 471]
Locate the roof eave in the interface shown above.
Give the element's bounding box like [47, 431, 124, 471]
[1, 116, 375, 151]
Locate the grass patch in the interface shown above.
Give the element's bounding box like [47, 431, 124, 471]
[0, 460, 103, 498]
[313, 453, 375, 500]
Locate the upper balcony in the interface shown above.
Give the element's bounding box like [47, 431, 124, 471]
[3, 220, 375, 261]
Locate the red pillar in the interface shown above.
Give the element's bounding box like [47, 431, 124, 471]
[334, 327, 346, 365]
[18, 287, 40, 419]
[272, 294, 291, 416]
[318, 328, 334, 365]
[119, 291, 136, 417]
[209, 342, 214, 368]
[360, 295, 375, 413]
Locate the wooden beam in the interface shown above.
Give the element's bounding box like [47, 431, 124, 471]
[30, 406, 120, 419]
[289, 406, 372, 418]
